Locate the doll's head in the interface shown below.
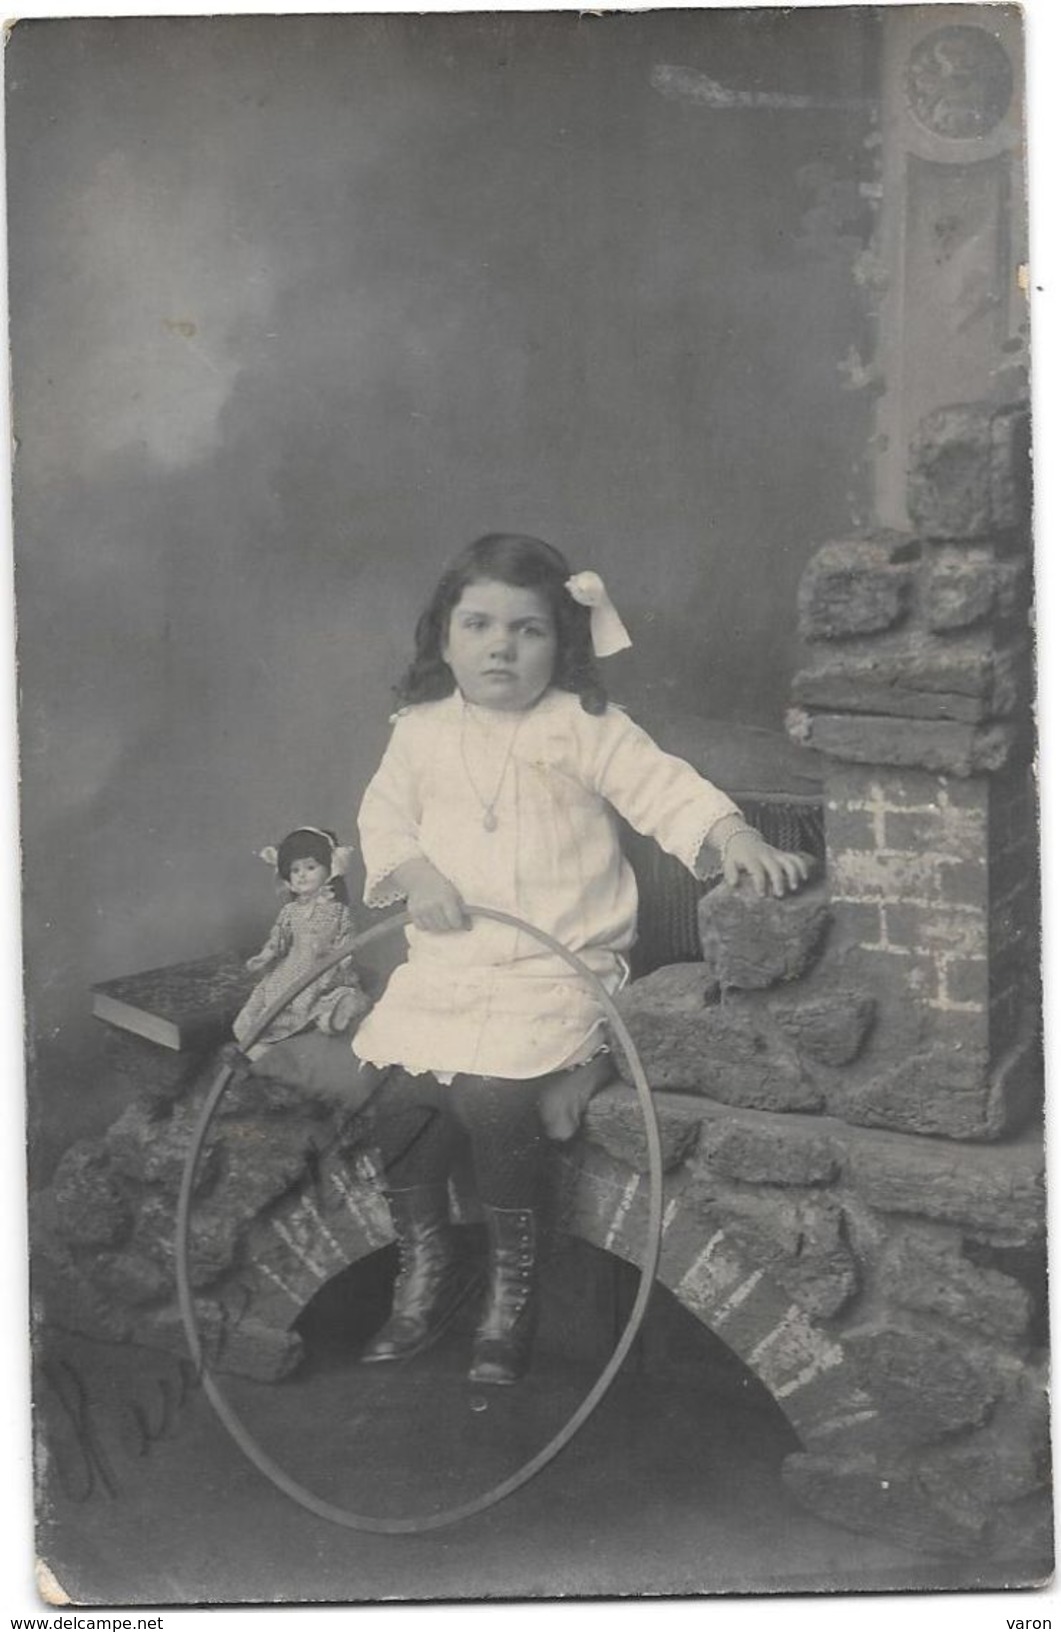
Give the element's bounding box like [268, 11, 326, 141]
[397, 534, 607, 715]
[271, 827, 350, 905]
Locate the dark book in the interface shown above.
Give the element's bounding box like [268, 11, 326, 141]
[91, 950, 258, 1052]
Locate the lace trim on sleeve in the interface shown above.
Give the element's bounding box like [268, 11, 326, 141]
[688, 811, 750, 880]
[364, 849, 423, 909]
[664, 799, 746, 877]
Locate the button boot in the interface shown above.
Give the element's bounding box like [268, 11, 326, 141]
[361, 1184, 470, 1363]
[468, 1205, 538, 1386]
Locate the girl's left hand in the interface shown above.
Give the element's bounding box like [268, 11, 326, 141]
[722, 830, 811, 898]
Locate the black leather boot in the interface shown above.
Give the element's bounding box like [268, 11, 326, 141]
[361, 1185, 469, 1363]
[468, 1205, 538, 1386]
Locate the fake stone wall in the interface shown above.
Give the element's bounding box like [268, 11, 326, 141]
[788, 401, 1038, 1143]
[34, 885, 1046, 1566]
[590, 395, 1043, 1562]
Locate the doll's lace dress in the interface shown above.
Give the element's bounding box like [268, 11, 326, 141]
[233, 890, 368, 1058]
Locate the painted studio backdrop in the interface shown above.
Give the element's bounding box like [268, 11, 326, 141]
[8, 4, 1044, 1606]
[10, 10, 873, 1153]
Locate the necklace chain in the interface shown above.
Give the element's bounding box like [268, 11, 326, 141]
[459, 702, 526, 832]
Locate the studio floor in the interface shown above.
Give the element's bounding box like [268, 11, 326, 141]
[32, 1244, 1011, 1607]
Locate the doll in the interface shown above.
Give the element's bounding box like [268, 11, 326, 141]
[232, 826, 371, 1060]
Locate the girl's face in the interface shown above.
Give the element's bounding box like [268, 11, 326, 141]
[287, 856, 329, 899]
[442, 579, 558, 712]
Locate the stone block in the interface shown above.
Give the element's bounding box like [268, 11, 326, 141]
[131, 1189, 243, 1290]
[798, 537, 915, 641]
[210, 1116, 321, 1220]
[51, 1141, 133, 1248]
[614, 962, 720, 1018]
[582, 1087, 705, 1173]
[921, 1436, 1048, 1518]
[773, 992, 876, 1066]
[993, 558, 1029, 619]
[791, 634, 1024, 725]
[695, 1188, 858, 1318]
[990, 406, 1032, 534]
[698, 878, 831, 990]
[909, 405, 992, 538]
[107, 1100, 222, 1197]
[700, 1119, 841, 1187]
[928, 1366, 1050, 1511]
[845, 1125, 1044, 1246]
[844, 1049, 991, 1141]
[32, 1240, 136, 1344]
[693, 1059, 824, 1114]
[924, 547, 1028, 633]
[909, 404, 1029, 540]
[796, 630, 990, 704]
[845, 1324, 1005, 1442]
[924, 547, 997, 631]
[612, 975, 793, 1093]
[880, 1227, 1033, 1345]
[184, 1209, 244, 1289]
[787, 710, 1016, 777]
[612, 988, 822, 1108]
[794, 677, 984, 727]
[845, 1028, 1040, 1143]
[87, 1248, 174, 1307]
[783, 1451, 989, 1556]
[985, 643, 1028, 718]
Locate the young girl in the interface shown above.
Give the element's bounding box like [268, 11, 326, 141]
[233, 827, 370, 1060]
[352, 536, 809, 1386]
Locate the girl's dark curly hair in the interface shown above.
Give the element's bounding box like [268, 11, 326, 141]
[396, 534, 608, 715]
[275, 828, 349, 906]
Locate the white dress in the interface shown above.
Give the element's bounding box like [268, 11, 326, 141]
[352, 688, 740, 1081]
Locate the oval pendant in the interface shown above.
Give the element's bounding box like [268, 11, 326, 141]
[483, 810, 498, 832]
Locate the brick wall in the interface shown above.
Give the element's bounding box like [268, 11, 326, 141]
[828, 766, 990, 1022]
[787, 400, 1038, 1140]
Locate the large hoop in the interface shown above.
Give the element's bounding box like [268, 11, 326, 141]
[176, 906, 663, 1533]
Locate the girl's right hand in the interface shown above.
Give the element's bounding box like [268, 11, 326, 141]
[393, 857, 469, 933]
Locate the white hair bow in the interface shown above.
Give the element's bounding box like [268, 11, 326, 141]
[329, 845, 354, 878]
[565, 570, 633, 658]
[256, 833, 353, 880]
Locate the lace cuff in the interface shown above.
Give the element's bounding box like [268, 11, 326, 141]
[692, 811, 752, 879]
[363, 848, 424, 910]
